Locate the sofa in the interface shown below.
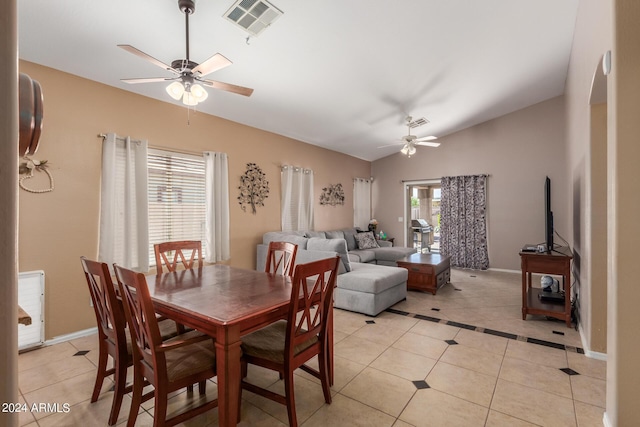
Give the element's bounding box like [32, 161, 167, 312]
[256, 228, 416, 316]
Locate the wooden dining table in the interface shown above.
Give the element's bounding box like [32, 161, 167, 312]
[145, 264, 333, 427]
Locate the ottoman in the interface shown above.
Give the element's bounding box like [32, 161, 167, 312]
[334, 262, 408, 316]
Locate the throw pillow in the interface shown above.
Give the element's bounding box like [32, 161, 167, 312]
[355, 231, 379, 249]
[341, 228, 358, 251]
[305, 230, 326, 239]
[325, 230, 345, 240]
[306, 237, 351, 273]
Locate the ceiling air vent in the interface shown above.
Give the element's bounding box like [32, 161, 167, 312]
[408, 117, 429, 128]
[224, 0, 283, 36]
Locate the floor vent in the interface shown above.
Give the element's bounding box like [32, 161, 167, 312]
[19, 270, 45, 351]
[224, 0, 283, 37]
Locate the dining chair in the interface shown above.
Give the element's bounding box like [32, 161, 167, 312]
[264, 241, 298, 277]
[80, 257, 181, 425]
[239, 255, 340, 427]
[113, 264, 219, 427]
[154, 240, 202, 273]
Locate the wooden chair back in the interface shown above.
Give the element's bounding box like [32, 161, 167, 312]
[81, 257, 125, 347]
[239, 255, 340, 426]
[113, 264, 165, 374]
[265, 241, 298, 277]
[286, 256, 339, 368]
[154, 240, 202, 273]
[80, 257, 130, 425]
[113, 263, 219, 427]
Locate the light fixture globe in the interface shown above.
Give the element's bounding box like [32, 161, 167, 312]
[166, 81, 185, 100]
[182, 91, 198, 106]
[400, 142, 417, 157]
[190, 84, 208, 102]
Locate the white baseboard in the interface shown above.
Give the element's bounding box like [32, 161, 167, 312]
[45, 327, 98, 346]
[487, 267, 521, 274]
[578, 323, 607, 361]
[603, 412, 612, 427]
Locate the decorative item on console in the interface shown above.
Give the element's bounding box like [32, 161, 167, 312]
[368, 218, 378, 232]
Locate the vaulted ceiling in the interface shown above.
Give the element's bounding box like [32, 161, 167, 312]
[18, 0, 579, 161]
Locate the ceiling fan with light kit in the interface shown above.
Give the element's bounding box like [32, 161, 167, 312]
[381, 116, 439, 157]
[119, 0, 254, 107]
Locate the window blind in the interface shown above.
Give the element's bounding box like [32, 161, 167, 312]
[147, 149, 207, 264]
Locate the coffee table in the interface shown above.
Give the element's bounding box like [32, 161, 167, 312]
[396, 253, 451, 295]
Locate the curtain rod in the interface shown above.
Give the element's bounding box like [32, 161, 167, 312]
[97, 133, 204, 157]
[97, 133, 142, 144]
[401, 174, 490, 183]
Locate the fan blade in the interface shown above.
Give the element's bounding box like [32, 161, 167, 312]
[416, 135, 438, 141]
[200, 79, 254, 97]
[415, 141, 441, 147]
[192, 53, 232, 77]
[121, 77, 178, 84]
[118, 44, 180, 75]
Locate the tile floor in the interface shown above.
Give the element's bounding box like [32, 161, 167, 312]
[17, 268, 606, 426]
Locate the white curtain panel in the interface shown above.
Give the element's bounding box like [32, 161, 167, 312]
[281, 165, 314, 231]
[98, 133, 149, 271]
[204, 152, 230, 262]
[353, 178, 371, 229]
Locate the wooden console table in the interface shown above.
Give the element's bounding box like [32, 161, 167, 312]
[520, 246, 572, 327]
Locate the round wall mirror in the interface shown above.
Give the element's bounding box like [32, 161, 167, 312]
[18, 73, 44, 156]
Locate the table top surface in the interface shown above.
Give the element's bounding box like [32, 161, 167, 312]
[145, 264, 291, 327]
[519, 246, 573, 258]
[397, 252, 450, 265]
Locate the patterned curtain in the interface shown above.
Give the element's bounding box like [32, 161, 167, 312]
[440, 175, 489, 269]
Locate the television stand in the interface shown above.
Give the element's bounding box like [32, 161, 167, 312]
[519, 246, 572, 327]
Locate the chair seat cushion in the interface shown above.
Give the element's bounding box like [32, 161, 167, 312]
[241, 320, 318, 364]
[165, 331, 216, 382]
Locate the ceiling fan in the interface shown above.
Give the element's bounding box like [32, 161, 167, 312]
[380, 116, 439, 157]
[118, 0, 253, 106]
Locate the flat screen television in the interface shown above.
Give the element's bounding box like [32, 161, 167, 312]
[545, 176, 554, 253]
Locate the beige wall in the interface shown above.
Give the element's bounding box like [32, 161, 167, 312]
[565, 0, 612, 357]
[586, 101, 608, 354]
[17, 61, 370, 340]
[566, 0, 640, 423]
[372, 96, 567, 271]
[605, 1, 640, 424]
[1, 1, 20, 425]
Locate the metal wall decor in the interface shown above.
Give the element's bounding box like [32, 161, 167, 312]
[320, 183, 344, 206]
[238, 162, 269, 214]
